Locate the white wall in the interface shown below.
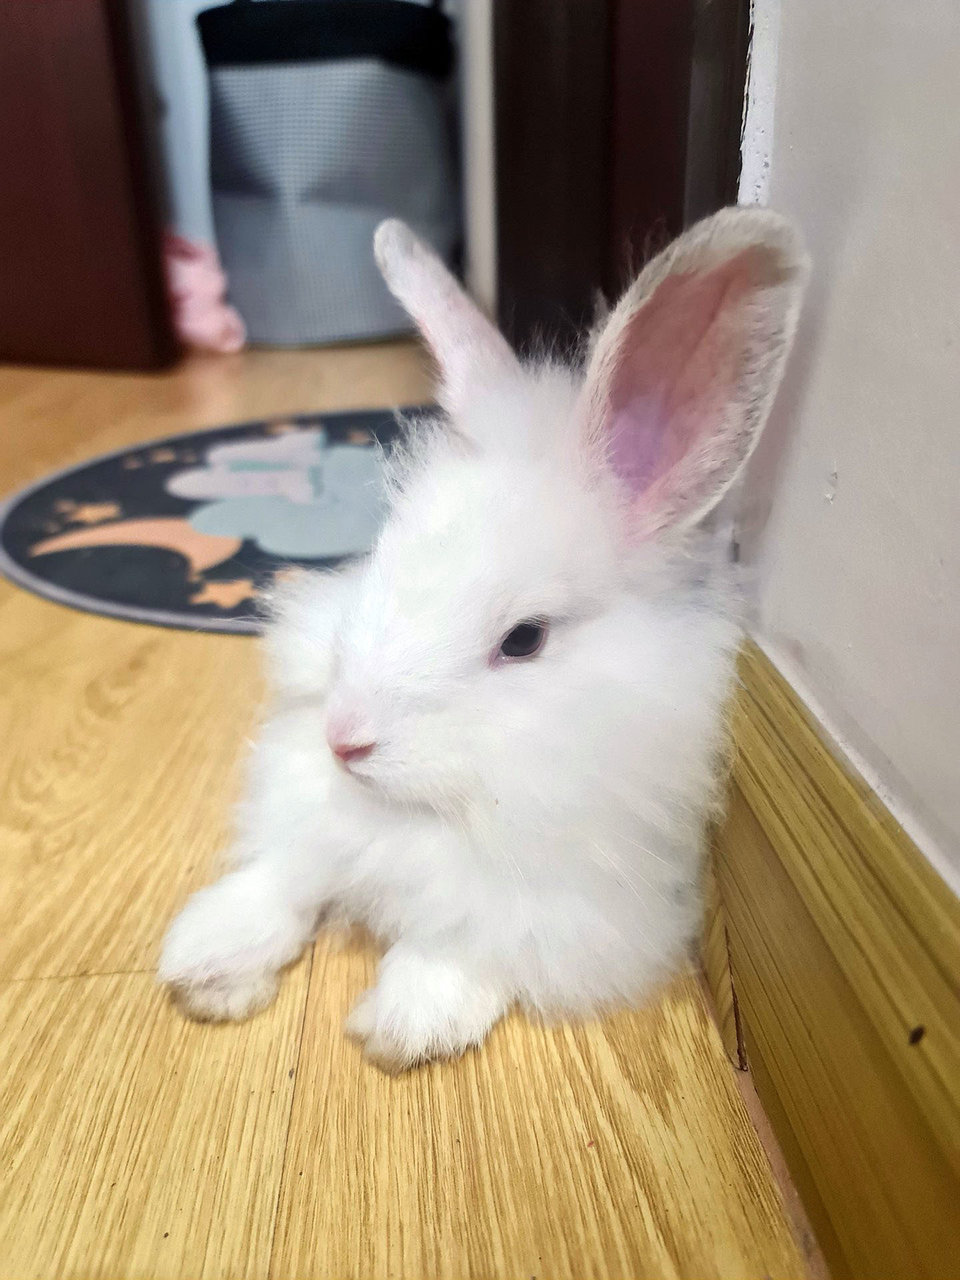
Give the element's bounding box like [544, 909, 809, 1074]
[738, 1, 960, 887]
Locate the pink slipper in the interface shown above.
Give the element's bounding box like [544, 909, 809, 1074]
[164, 232, 247, 354]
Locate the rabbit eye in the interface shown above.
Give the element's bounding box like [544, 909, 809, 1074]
[499, 620, 547, 660]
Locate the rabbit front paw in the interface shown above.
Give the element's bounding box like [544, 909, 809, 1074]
[159, 864, 310, 1023]
[345, 949, 508, 1073]
[168, 969, 280, 1022]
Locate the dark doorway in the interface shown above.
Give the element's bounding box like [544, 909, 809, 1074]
[493, 0, 750, 351]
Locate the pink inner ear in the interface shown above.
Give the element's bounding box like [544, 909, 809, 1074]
[607, 250, 760, 530]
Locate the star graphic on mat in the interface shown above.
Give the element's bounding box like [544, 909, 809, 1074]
[71, 501, 122, 525]
[189, 579, 255, 609]
[149, 447, 178, 463]
[53, 500, 122, 525]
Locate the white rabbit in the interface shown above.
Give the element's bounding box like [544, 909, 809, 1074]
[159, 208, 807, 1071]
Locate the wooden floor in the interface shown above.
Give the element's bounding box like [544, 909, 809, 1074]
[0, 348, 807, 1280]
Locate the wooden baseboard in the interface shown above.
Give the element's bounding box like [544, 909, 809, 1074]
[711, 643, 960, 1280]
[701, 853, 745, 1069]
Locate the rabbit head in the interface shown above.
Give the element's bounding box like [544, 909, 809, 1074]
[270, 210, 807, 821]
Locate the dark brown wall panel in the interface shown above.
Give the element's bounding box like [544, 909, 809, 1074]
[0, 1, 174, 369]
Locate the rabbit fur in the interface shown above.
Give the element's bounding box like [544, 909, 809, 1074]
[159, 207, 807, 1071]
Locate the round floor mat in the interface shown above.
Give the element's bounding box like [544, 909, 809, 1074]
[0, 407, 423, 634]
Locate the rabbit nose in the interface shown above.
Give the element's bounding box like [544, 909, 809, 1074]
[326, 699, 377, 765]
[330, 738, 376, 765]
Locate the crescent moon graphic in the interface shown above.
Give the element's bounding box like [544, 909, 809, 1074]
[29, 518, 242, 578]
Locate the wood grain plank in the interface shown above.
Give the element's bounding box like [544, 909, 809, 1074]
[271, 939, 806, 1280]
[0, 602, 262, 979]
[715, 645, 960, 1280]
[0, 965, 310, 1280]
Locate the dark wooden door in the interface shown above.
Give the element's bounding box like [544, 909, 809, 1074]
[0, 0, 174, 370]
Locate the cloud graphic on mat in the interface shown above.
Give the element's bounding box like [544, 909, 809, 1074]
[169, 428, 387, 559]
[168, 430, 333, 504]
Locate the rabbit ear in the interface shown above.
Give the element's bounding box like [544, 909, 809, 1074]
[375, 220, 519, 413]
[580, 207, 808, 538]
